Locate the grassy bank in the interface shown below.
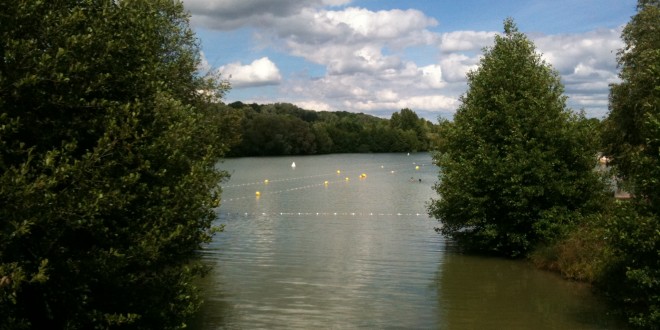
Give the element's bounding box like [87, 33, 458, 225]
[529, 198, 660, 329]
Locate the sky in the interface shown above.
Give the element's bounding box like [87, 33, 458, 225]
[183, 0, 638, 121]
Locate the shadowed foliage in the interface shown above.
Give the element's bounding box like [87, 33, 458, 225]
[0, 0, 237, 328]
[428, 19, 606, 258]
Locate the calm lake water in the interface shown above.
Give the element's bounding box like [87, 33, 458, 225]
[192, 153, 622, 329]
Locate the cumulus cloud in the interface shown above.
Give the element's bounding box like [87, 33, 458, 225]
[535, 29, 622, 74]
[187, 1, 624, 119]
[440, 31, 496, 53]
[293, 100, 335, 112]
[532, 28, 623, 116]
[273, 7, 438, 76]
[346, 94, 459, 112]
[186, 0, 352, 30]
[218, 57, 282, 88]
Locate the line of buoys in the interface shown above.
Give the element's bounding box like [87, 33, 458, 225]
[222, 175, 372, 202]
[217, 211, 429, 218]
[225, 178, 353, 202]
[221, 168, 436, 203]
[221, 161, 433, 189]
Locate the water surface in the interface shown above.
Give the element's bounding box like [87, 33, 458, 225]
[192, 153, 621, 329]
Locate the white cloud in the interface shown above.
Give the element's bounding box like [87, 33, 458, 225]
[535, 28, 622, 74]
[272, 7, 438, 77]
[218, 57, 282, 88]
[322, 7, 438, 41]
[186, 0, 352, 30]
[531, 28, 623, 115]
[376, 89, 399, 102]
[440, 31, 496, 53]
[189, 1, 625, 120]
[438, 53, 481, 83]
[420, 64, 444, 89]
[346, 95, 459, 112]
[293, 100, 335, 111]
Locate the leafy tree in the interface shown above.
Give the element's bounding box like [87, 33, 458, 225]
[428, 119, 453, 152]
[390, 108, 427, 150]
[390, 108, 420, 131]
[603, 0, 660, 209]
[0, 0, 233, 328]
[428, 19, 606, 257]
[235, 113, 315, 156]
[600, 1, 660, 327]
[311, 122, 334, 154]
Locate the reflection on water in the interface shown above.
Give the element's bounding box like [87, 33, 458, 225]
[436, 244, 625, 329]
[191, 153, 621, 329]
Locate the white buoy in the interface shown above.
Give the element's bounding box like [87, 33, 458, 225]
[291, 162, 296, 168]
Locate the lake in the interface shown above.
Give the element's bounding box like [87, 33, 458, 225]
[192, 153, 622, 329]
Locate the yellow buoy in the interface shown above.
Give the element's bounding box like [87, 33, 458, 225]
[360, 173, 367, 179]
[255, 191, 261, 197]
[324, 180, 329, 185]
[345, 177, 350, 181]
[337, 170, 341, 174]
[264, 179, 269, 184]
[415, 165, 420, 170]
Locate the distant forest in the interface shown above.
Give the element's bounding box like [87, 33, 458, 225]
[215, 102, 446, 157]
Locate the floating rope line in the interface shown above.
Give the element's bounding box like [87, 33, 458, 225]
[221, 172, 338, 188]
[217, 211, 430, 218]
[222, 178, 352, 202]
[221, 161, 434, 189]
[221, 166, 436, 203]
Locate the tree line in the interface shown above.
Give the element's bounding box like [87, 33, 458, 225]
[214, 102, 443, 156]
[428, 6, 659, 328]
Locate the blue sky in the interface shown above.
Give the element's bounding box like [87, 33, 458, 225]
[184, 0, 637, 121]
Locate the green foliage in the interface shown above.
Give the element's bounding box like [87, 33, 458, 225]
[0, 0, 234, 328]
[428, 19, 606, 258]
[225, 103, 435, 156]
[598, 202, 660, 328]
[599, 1, 660, 328]
[529, 210, 611, 282]
[603, 0, 660, 208]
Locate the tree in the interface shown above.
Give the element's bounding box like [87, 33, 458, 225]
[0, 0, 233, 328]
[603, 0, 660, 209]
[390, 108, 427, 150]
[428, 19, 606, 257]
[599, 1, 660, 327]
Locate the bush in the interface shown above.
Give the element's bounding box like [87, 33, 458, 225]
[428, 19, 606, 258]
[597, 202, 660, 328]
[529, 213, 609, 282]
[0, 0, 232, 328]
